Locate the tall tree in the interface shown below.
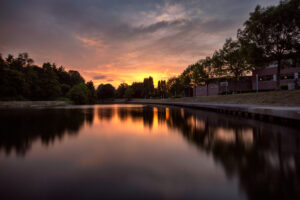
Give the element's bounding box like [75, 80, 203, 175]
[192, 55, 219, 96]
[86, 81, 97, 104]
[238, 0, 300, 89]
[219, 38, 252, 79]
[143, 76, 154, 98]
[218, 38, 254, 92]
[167, 77, 183, 97]
[131, 82, 144, 98]
[180, 66, 193, 97]
[68, 70, 85, 86]
[157, 80, 167, 98]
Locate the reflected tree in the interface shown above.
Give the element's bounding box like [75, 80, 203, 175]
[0, 108, 94, 156]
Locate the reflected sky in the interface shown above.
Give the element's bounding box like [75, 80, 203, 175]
[0, 105, 299, 200]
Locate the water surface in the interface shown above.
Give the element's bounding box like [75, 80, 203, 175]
[0, 104, 299, 200]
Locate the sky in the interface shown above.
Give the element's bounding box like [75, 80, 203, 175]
[0, 0, 279, 87]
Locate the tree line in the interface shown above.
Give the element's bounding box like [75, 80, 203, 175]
[0, 53, 98, 104]
[0, 53, 166, 102]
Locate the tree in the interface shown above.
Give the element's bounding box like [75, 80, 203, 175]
[124, 87, 134, 100]
[191, 55, 221, 96]
[67, 83, 90, 104]
[0, 52, 97, 102]
[219, 38, 252, 79]
[238, 0, 300, 89]
[192, 63, 208, 86]
[131, 82, 144, 98]
[86, 81, 97, 104]
[116, 83, 128, 98]
[39, 62, 62, 100]
[180, 66, 193, 97]
[0, 67, 27, 100]
[96, 84, 115, 100]
[167, 77, 183, 97]
[157, 80, 167, 98]
[69, 70, 85, 86]
[218, 38, 254, 92]
[143, 76, 154, 98]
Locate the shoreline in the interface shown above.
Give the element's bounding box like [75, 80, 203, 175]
[129, 101, 300, 123]
[0, 101, 69, 109]
[1, 90, 300, 122]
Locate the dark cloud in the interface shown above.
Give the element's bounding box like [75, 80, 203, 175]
[0, 0, 279, 86]
[93, 75, 107, 80]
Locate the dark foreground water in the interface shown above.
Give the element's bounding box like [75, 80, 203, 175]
[0, 105, 299, 200]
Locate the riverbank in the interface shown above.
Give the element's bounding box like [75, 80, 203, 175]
[128, 90, 300, 123]
[129, 90, 300, 107]
[0, 101, 69, 109]
[130, 101, 300, 122]
[1, 90, 300, 122]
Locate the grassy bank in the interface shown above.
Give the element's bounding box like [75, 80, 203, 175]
[129, 90, 300, 107]
[0, 101, 69, 109]
[2, 90, 299, 108]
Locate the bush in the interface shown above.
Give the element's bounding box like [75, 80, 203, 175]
[280, 84, 288, 90]
[67, 83, 89, 104]
[56, 97, 73, 104]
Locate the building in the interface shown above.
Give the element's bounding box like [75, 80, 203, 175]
[252, 67, 300, 91]
[193, 66, 300, 97]
[193, 77, 252, 96]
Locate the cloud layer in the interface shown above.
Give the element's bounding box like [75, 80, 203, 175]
[0, 0, 278, 86]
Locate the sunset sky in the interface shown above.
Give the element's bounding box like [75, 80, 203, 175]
[0, 0, 278, 87]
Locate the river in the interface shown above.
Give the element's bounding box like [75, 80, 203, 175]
[0, 104, 299, 200]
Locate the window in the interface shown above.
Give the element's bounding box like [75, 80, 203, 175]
[259, 75, 274, 81]
[280, 73, 294, 80]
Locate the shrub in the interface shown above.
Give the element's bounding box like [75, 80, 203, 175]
[67, 83, 89, 104]
[280, 84, 288, 90]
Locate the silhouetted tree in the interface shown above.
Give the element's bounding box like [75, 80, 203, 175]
[157, 80, 167, 98]
[68, 70, 85, 86]
[143, 76, 154, 98]
[167, 77, 183, 97]
[0, 53, 97, 104]
[67, 83, 90, 104]
[238, 0, 300, 89]
[124, 87, 134, 100]
[96, 83, 115, 100]
[131, 82, 144, 98]
[116, 83, 128, 98]
[86, 81, 97, 104]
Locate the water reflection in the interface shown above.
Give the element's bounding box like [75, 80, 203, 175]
[0, 108, 93, 155]
[0, 105, 299, 199]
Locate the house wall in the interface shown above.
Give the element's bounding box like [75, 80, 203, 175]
[219, 79, 252, 94]
[193, 67, 300, 97]
[194, 85, 207, 96]
[252, 67, 300, 90]
[193, 78, 252, 97]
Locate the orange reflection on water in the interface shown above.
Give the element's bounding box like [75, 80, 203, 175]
[166, 108, 169, 120]
[90, 105, 170, 135]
